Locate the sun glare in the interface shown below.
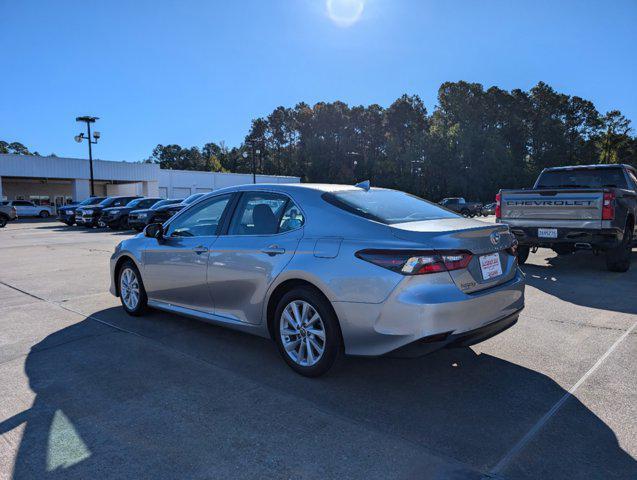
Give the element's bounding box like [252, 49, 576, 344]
[326, 0, 365, 27]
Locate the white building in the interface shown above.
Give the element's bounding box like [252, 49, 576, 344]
[0, 154, 299, 208]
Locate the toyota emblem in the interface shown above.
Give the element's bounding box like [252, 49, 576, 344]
[490, 231, 501, 246]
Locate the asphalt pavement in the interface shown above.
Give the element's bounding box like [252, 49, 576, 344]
[0, 218, 635, 479]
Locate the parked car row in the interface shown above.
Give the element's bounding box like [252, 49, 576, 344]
[56, 193, 206, 231]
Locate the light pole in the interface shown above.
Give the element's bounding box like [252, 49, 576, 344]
[242, 147, 261, 184]
[75, 116, 100, 196]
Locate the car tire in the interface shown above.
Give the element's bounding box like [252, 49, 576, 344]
[118, 260, 148, 316]
[39, 210, 50, 218]
[0, 216, 7, 228]
[605, 225, 633, 273]
[274, 286, 343, 377]
[461, 209, 470, 217]
[517, 245, 530, 265]
[64, 221, 74, 226]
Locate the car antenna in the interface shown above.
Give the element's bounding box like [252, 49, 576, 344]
[355, 180, 371, 191]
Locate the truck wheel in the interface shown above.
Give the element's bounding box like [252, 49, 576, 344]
[461, 209, 470, 217]
[39, 210, 50, 218]
[605, 226, 633, 272]
[517, 245, 530, 265]
[0, 216, 7, 228]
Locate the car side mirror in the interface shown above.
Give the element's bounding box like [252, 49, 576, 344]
[144, 223, 164, 241]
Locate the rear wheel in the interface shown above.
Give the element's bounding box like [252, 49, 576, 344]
[39, 210, 50, 218]
[118, 260, 148, 316]
[460, 209, 470, 217]
[0, 216, 7, 228]
[517, 245, 530, 265]
[605, 225, 633, 272]
[274, 287, 342, 377]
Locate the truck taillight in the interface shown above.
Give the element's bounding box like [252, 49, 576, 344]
[602, 191, 615, 220]
[356, 250, 473, 275]
[495, 193, 501, 220]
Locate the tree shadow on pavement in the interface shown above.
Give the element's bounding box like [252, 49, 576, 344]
[2, 310, 635, 479]
[522, 248, 637, 315]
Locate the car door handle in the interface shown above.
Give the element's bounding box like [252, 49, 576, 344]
[193, 246, 209, 254]
[261, 245, 285, 256]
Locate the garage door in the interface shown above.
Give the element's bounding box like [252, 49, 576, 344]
[172, 188, 191, 198]
[195, 188, 212, 194]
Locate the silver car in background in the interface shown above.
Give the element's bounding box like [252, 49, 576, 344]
[110, 184, 525, 376]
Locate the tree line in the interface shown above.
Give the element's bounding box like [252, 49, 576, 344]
[146, 81, 637, 201]
[5, 81, 635, 202]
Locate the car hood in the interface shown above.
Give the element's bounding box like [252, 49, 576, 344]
[130, 208, 153, 214]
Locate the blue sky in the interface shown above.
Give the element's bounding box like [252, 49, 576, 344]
[1, 0, 636, 161]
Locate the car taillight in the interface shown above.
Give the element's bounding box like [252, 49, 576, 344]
[602, 191, 615, 220]
[356, 250, 473, 275]
[495, 192, 501, 220]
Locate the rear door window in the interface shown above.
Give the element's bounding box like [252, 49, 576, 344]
[228, 192, 289, 235]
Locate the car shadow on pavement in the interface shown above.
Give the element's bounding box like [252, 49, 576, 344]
[34, 225, 136, 236]
[3, 309, 636, 479]
[522, 249, 637, 315]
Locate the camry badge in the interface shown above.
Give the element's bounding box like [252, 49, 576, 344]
[490, 231, 501, 246]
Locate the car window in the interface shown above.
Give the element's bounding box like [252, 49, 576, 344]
[323, 189, 457, 225]
[536, 168, 628, 189]
[228, 192, 288, 235]
[135, 199, 159, 209]
[627, 170, 637, 188]
[14, 201, 32, 206]
[166, 194, 232, 237]
[279, 202, 305, 232]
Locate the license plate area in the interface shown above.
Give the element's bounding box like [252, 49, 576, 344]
[479, 252, 503, 280]
[538, 228, 558, 239]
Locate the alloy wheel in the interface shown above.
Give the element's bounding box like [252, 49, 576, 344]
[120, 267, 140, 310]
[279, 300, 326, 367]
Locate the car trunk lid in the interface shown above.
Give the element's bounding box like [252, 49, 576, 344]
[389, 218, 517, 293]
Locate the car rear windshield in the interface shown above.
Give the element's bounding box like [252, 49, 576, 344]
[536, 168, 628, 189]
[322, 189, 457, 225]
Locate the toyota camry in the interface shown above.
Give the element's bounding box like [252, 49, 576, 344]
[110, 184, 525, 376]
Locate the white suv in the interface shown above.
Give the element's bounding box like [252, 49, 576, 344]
[1, 201, 55, 218]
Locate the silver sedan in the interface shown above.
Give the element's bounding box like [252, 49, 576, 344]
[110, 184, 525, 376]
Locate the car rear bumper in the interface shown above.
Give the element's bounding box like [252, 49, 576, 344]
[508, 226, 622, 249]
[333, 268, 525, 356]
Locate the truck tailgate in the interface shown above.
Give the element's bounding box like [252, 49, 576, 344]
[501, 189, 603, 226]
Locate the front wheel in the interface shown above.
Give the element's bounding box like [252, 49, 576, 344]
[0, 216, 7, 228]
[274, 287, 343, 377]
[118, 260, 148, 316]
[39, 210, 50, 218]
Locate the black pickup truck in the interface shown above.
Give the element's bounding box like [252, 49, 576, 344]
[497, 164, 637, 272]
[439, 197, 483, 217]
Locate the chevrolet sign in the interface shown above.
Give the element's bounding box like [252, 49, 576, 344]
[505, 199, 596, 206]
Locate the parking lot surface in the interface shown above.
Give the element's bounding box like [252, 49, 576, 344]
[0, 219, 635, 479]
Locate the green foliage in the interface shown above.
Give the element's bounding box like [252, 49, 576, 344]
[144, 143, 228, 172]
[240, 81, 636, 201]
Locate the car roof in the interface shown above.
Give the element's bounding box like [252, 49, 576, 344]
[544, 164, 632, 172]
[209, 183, 384, 197]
